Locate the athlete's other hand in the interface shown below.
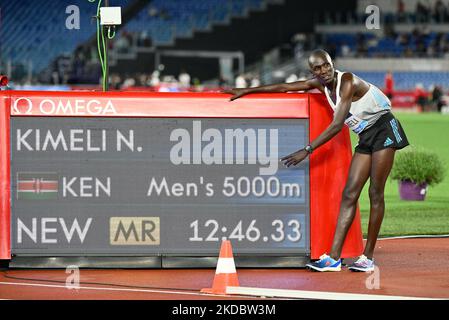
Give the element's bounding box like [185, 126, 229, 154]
[281, 149, 309, 167]
[222, 88, 248, 101]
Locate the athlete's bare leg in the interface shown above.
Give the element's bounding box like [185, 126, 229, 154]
[363, 148, 396, 259]
[329, 152, 371, 260]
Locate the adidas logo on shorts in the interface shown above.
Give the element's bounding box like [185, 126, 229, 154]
[384, 137, 394, 147]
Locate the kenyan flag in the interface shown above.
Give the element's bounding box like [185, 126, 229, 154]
[17, 173, 58, 200]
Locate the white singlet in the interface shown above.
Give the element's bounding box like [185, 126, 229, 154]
[323, 70, 391, 134]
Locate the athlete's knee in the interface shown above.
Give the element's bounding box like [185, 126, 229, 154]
[338, 211, 356, 226]
[341, 187, 360, 205]
[368, 184, 384, 205]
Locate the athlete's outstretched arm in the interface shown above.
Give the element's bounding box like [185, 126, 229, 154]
[282, 73, 355, 167]
[224, 78, 322, 101]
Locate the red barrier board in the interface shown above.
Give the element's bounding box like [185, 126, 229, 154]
[9, 91, 309, 118]
[309, 94, 364, 258]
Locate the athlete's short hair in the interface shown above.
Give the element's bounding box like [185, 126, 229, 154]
[308, 49, 333, 67]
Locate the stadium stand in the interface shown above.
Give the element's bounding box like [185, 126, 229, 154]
[354, 71, 449, 91]
[124, 0, 264, 46]
[0, 0, 103, 72]
[1, 0, 448, 109]
[0, 0, 266, 77]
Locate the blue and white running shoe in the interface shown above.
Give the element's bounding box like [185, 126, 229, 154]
[348, 255, 375, 272]
[306, 254, 341, 272]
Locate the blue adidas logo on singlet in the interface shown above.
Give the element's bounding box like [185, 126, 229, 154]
[384, 137, 394, 146]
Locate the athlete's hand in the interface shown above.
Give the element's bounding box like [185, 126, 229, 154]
[281, 149, 309, 167]
[222, 88, 249, 101]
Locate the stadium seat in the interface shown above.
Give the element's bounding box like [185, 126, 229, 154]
[354, 71, 449, 90]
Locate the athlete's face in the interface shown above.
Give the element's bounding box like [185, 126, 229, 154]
[309, 55, 335, 84]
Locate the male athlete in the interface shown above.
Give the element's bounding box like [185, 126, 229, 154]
[225, 49, 409, 272]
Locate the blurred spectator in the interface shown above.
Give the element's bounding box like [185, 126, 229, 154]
[51, 71, 60, 84]
[0, 78, 10, 90]
[137, 73, 149, 87]
[192, 78, 203, 91]
[157, 75, 179, 92]
[285, 74, 298, 83]
[355, 33, 367, 56]
[137, 31, 152, 47]
[250, 75, 261, 88]
[366, 36, 379, 50]
[431, 85, 444, 112]
[384, 71, 394, 100]
[412, 28, 422, 44]
[427, 44, 435, 57]
[122, 74, 136, 88]
[397, 0, 406, 22]
[416, 42, 426, 57]
[433, 0, 447, 23]
[148, 6, 159, 17]
[298, 73, 308, 81]
[442, 99, 449, 113]
[235, 74, 247, 88]
[115, 31, 131, 54]
[178, 69, 191, 88]
[414, 83, 428, 112]
[168, 77, 181, 92]
[218, 76, 228, 88]
[150, 70, 161, 87]
[416, 1, 430, 23]
[341, 42, 352, 57]
[444, 44, 449, 58]
[292, 33, 306, 63]
[111, 73, 122, 90]
[147, 5, 171, 20]
[384, 23, 397, 39]
[396, 33, 410, 46]
[435, 33, 445, 52]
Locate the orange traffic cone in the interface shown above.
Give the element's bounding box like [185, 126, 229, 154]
[201, 240, 239, 295]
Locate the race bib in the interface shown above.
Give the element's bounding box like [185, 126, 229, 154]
[345, 114, 368, 134]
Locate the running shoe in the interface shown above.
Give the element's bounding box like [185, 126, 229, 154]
[348, 255, 375, 272]
[306, 254, 341, 272]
